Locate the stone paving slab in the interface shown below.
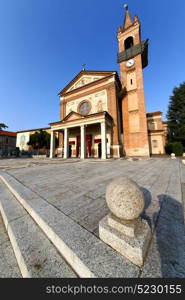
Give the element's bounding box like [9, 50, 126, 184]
[141, 209, 185, 278]
[0, 215, 22, 278]
[141, 162, 185, 278]
[0, 181, 77, 278]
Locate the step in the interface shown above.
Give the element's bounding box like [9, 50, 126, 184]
[0, 214, 22, 278]
[0, 171, 139, 278]
[0, 180, 77, 278]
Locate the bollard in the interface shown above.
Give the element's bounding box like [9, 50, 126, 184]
[99, 177, 151, 267]
[171, 153, 176, 159]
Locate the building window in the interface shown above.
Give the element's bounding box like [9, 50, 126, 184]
[152, 140, 158, 148]
[124, 36, 134, 50]
[149, 121, 156, 130]
[20, 135, 26, 147]
[6, 137, 8, 144]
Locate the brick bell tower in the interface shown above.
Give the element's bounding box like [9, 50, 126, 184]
[117, 4, 150, 157]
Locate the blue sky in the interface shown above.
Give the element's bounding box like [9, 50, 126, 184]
[0, 0, 185, 132]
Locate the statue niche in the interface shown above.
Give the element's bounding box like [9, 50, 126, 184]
[97, 100, 103, 112]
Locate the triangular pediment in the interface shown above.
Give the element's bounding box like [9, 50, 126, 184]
[63, 111, 82, 122]
[58, 70, 116, 95]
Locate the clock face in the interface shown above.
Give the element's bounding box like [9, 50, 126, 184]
[79, 101, 91, 116]
[126, 59, 135, 67]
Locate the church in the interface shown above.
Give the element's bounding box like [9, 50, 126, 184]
[49, 5, 167, 159]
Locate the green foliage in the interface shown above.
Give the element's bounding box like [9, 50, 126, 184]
[27, 130, 58, 150]
[165, 142, 183, 156]
[165, 143, 173, 155]
[167, 82, 185, 145]
[0, 123, 8, 130]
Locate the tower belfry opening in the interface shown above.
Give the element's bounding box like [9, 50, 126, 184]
[124, 36, 134, 50]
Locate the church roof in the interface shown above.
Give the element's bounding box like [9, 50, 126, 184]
[146, 111, 162, 117]
[58, 70, 119, 96]
[17, 127, 50, 133]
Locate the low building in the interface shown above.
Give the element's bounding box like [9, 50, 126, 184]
[147, 112, 167, 155]
[16, 127, 51, 151]
[0, 130, 17, 155]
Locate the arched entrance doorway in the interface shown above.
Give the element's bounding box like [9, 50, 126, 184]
[76, 135, 92, 158]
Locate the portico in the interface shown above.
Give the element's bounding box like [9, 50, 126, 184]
[49, 111, 112, 160]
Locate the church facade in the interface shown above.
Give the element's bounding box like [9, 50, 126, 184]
[49, 6, 167, 159]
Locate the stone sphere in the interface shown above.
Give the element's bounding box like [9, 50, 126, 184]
[106, 177, 144, 220]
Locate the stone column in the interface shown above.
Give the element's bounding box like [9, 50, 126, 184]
[101, 121, 107, 159]
[80, 125, 86, 159]
[64, 128, 69, 159]
[58, 131, 64, 157]
[50, 130, 55, 158]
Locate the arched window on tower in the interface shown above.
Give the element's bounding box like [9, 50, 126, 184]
[124, 36, 134, 50]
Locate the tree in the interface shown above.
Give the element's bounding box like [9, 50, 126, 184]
[0, 123, 8, 130]
[27, 130, 58, 152]
[167, 82, 185, 146]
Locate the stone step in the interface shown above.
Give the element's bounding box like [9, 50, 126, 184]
[0, 180, 77, 278]
[0, 171, 139, 278]
[0, 214, 22, 278]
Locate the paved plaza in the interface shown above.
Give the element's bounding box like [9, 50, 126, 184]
[0, 157, 185, 277]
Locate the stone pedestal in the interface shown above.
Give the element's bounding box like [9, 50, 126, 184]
[99, 177, 151, 267]
[99, 214, 151, 267]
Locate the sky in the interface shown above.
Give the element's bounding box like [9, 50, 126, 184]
[0, 0, 185, 132]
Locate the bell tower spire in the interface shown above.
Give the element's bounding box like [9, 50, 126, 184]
[123, 4, 133, 29]
[117, 5, 150, 157]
